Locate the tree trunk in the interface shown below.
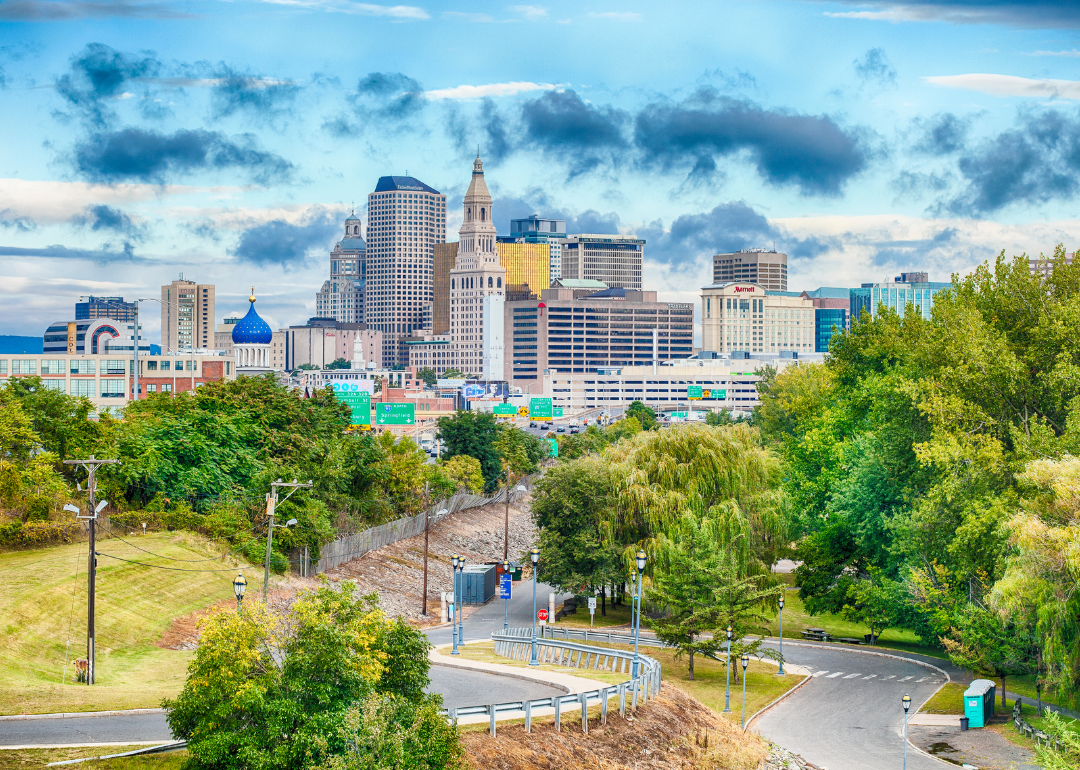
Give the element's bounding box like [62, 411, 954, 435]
[601, 585, 606, 616]
[688, 649, 695, 681]
[1000, 675, 1007, 710]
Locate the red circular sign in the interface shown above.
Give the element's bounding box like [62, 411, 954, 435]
[537, 609, 549, 621]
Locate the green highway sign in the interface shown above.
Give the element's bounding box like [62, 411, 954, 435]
[335, 391, 371, 427]
[530, 397, 553, 420]
[553, 407, 564, 417]
[493, 404, 516, 415]
[716, 389, 727, 399]
[687, 386, 703, 399]
[546, 438, 558, 457]
[375, 403, 415, 425]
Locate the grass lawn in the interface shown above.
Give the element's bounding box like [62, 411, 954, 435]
[0, 532, 254, 715]
[0, 746, 186, 770]
[553, 601, 634, 629]
[449, 639, 801, 726]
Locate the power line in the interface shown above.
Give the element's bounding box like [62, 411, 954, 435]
[94, 551, 246, 573]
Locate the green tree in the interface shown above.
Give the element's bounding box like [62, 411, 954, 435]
[326, 358, 351, 370]
[1, 376, 100, 465]
[438, 455, 484, 494]
[416, 367, 437, 387]
[441, 369, 465, 379]
[376, 433, 429, 515]
[841, 568, 905, 644]
[436, 411, 501, 492]
[165, 580, 450, 770]
[625, 400, 658, 430]
[941, 604, 1036, 709]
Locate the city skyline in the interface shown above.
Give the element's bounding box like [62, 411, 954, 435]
[2, 0, 1080, 339]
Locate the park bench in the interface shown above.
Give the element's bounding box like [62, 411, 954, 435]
[801, 627, 831, 642]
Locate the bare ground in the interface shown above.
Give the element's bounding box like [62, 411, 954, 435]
[323, 493, 537, 625]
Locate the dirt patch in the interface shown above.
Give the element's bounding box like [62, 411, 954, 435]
[460, 686, 767, 770]
[324, 494, 537, 625]
[156, 599, 233, 650]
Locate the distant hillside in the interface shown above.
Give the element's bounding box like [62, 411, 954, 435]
[0, 336, 42, 354]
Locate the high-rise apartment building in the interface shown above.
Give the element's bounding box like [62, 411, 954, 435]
[712, 250, 788, 291]
[509, 215, 566, 279]
[701, 282, 815, 356]
[161, 277, 215, 353]
[76, 296, 136, 323]
[364, 176, 447, 366]
[561, 234, 643, 289]
[449, 156, 505, 380]
[315, 213, 367, 324]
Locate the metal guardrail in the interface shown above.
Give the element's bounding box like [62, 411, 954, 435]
[440, 627, 662, 736]
[542, 625, 676, 650]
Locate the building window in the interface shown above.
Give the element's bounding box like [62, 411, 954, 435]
[70, 379, 95, 398]
[42, 379, 66, 393]
[100, 379, 125, 398]
[12, 360, 36, 375]
[147, 384, 157, 393]
[0, 360, 6, 374]
[161, 360, 171, 371]
[147, 360, 158, 371]
[162, 383, 172, 392]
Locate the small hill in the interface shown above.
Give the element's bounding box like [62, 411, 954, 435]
[460, 685, 768, 770]
[0, 531, 252, 715]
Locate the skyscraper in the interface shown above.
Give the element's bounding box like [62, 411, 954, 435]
[161, 277, 215, 353]
[508, 214, 566, 279]
[75, 296, 136, 323]
[561, 234, 644, 289]
[364, 176, 447, 366]
[315, 213, 367, 324]
[712, 249, 788, 291]
[449, 156, 505, 379]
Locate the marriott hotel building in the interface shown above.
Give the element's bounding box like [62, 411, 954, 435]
[701, 282, 815, 356]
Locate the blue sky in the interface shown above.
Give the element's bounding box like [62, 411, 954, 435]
[2, 0, 1080, 338]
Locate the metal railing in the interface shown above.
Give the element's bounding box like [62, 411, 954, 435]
[542, 625, 675, 650]
[440, 627, 662, 736]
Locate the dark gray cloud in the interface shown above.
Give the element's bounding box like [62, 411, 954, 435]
[826, 1, 1080, 28]
[912, 113, 972, 154]
[229, 207, 340, 268]
[55, 43, 161, 127]
[641, 202, 836, 267]
[854, 48, 896, 86]
[0, 0, 192, 20]
[520, 89, 630, 176]
[0, 210, 36, 232]
[0, 242, 141, 262]
[73, 204, 146, 240]
[354, 71, 423, 120]
[72, 127, 293, 185]
[479, 98, 511, 163]
[633, 88, 868, 196]
[869, 227, 963, 267]
[946, 108, 1080, 215]
[492, 191, 622, 237]
[205, 65, 299, 121]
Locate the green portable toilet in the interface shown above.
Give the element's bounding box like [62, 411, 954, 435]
[963, 679, 996, 727]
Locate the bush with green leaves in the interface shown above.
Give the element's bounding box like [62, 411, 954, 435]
[165, 580, 458, 770]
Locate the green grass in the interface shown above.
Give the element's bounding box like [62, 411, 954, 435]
[920, 681, 966, 714]
[0, 746, 186, 770]
[0, 532, 255, 715]
[553, 601, 634, 629]
[449, 639, 801, 726]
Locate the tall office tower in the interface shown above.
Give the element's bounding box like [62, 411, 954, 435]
[75, 296, 136, 322]
[509, 214, 566, 280]
[449, 156, 505, 379]
[365, 176, 447, 366]
[315, 213, 367, 323]
[161, 276, 215, 353]
[712, 249, 788, 291]
[433, 242, 457, 334]
[561, 234, 644, 289]
[895, 271, 928, 283]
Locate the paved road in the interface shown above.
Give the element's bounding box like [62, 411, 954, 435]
[756, 642, 949, 770]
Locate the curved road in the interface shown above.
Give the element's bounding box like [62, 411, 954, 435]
[0, 579, 569, 747]
[757, 641, 949, 770]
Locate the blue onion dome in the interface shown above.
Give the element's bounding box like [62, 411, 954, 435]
[231, 290, 273, 344]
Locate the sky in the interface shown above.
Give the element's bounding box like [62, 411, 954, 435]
[1, 0, 1080, 340]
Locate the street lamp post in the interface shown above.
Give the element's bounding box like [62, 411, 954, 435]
[777, 595, 786, 676]
[902, 694, 911, 770]
[456, 555, 466, 648]
[741, 654, 750, 727]
[233, 572, 246, 611]
[502, 559, 510, 631]
[632, 550, 646, 679]
[529, 548, 540, 666]
[450, 554, 460, 655]
[724, 625, 733, 713]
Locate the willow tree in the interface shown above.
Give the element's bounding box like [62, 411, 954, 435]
[601, 423, 788, 577]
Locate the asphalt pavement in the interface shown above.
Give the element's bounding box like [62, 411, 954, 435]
[756, 641, 950, 770]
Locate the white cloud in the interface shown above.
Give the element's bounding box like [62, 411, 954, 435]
[442, 10, 495, 21]
[1028, 49, 1080, 58]
[153, 76, 293, 88]
[923, 73, 1080, 100]
[424, 81, 557, 100]
[824, 5, 1030, 24]
[586, 11, 640, 21]
[257, 0, 429, 18]
[510, 4, 546, 19]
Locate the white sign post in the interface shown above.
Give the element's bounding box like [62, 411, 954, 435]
[588, 596, 597, 628]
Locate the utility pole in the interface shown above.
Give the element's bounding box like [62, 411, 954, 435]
[132, 302, 140, 403]
[64, 455, 119, 686]
[421, 481, 430, 616]
[503, 471, 512, 562]
[263, 479, 312, 600]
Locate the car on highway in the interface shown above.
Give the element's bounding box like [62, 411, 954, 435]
[569, 427, 579, 434]
[529, 421, 537, 428]
[556, 425, 566, 432]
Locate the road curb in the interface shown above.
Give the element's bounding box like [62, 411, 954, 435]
[0, 742, 169, 751]
[744, 668, 812, 732]
[764, 639, 951, 683]
[0, 709, 165, 722]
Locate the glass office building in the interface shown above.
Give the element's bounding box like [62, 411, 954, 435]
[815, 308, 847, 352]
[850, 281, 952, 321]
